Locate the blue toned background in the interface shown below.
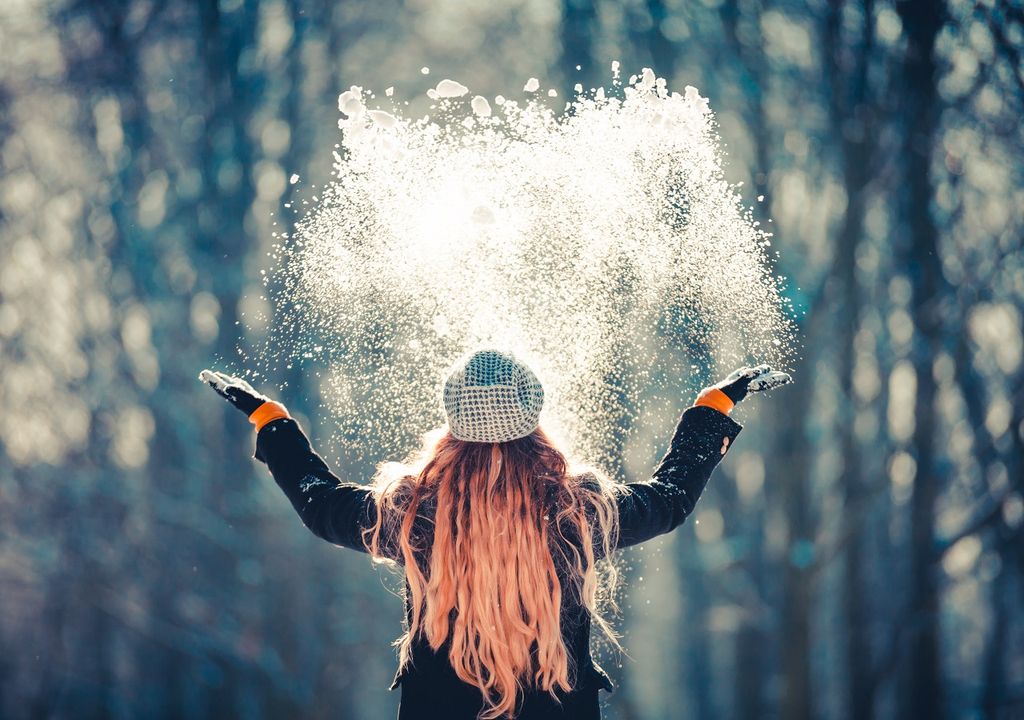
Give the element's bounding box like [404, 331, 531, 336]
[0, 1, 1021, 718]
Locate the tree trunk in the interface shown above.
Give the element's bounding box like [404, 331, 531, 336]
[559, 0, 598, 98]
[826, 0, 876, 716]
[643, 0, 677, 82]
[717, 4, 773, 714]
[778, 401, 813, 720]
[893, 1, 947, 718]
[198, 0, 263, 713]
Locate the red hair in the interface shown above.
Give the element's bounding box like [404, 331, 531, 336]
[363, 426, 622, 719]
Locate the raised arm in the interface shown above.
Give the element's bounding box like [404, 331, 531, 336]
[613, 364, 791, 550]
[199, 369, 382, 554]
[254, 416, 379, 553]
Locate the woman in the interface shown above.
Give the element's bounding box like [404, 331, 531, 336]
[200, 349, 790, 720]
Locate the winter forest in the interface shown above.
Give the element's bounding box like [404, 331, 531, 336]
[1, 0, 1023, 718]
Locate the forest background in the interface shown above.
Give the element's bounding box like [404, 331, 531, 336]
[1, 0, 1022, 718]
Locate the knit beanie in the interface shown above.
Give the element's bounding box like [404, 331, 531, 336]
[443, 349, 544, 443]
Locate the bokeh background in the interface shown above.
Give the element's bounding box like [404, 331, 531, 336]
[1, 0, 1022, 718]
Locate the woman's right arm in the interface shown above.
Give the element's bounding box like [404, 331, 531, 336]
[200, 369, 386, 556]
[254, 416, 381, 554]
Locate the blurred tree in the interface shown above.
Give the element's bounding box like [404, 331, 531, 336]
[715, 3, 776, 717]
[825, 0, 877, 717]
[893, 1, 947, 719]
[560, 0, 598, 97]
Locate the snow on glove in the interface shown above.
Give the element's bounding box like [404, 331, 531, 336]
[199, 369, 290, 431]
[694, 364, 793, 415]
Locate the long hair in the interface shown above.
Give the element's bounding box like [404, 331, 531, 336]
[363, 425, 622, 719]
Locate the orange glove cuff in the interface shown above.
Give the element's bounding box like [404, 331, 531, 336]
[248, 401, 290, 431]
[693, 387, 735, 416]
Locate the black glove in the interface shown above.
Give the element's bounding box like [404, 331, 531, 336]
[199, 369, 271, 416]
[715, 364, 792, 405]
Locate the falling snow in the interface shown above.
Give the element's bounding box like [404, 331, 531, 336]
[245, 69, 796, 470]
[471, 95, 492, 117]
[434, 79, 469, 98]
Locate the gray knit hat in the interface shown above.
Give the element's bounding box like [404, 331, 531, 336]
[443, 349, 544, 443]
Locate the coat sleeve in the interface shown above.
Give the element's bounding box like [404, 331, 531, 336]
[612, 405, 742, 549]
[253, 417, 380, 554]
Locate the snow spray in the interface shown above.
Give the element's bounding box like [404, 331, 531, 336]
[244, 67, 796, 469]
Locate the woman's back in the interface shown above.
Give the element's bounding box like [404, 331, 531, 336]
[204, 354, 792, 718]
[363, 431, 622, 720]
[249, 399, 742, 719]
[389, 483, 615, 719]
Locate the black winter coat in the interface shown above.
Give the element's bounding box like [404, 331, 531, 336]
[254, 405, 742, 719]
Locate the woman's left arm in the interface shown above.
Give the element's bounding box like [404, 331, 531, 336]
[612, 364, 792, 550]
[200, 370, 378, 553]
